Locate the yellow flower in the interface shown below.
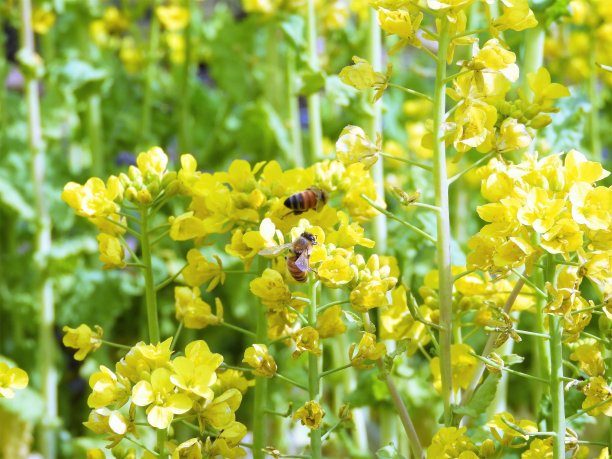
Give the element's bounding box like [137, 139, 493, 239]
[541, 218, 583, 254]
[32, 6, 56, 34]
[243, 344, 277, 378]
[62, 177, 121, 218]
[213, 369, 254, 395]
[569, 183, 612, 231]
[326, 212, 375, 249]
[243, 218, 283, 258]
[169, 212, 208, 241]
[194, 388, 242, 430]
[132, 367, 193, 429]
[487, 412, 537, 447]
[339, 56, 390, 101]
[293, 400, 325, 429]
[171, 347, 221, 401]
[97, 234, 125, 269]
[292, 326, 321, 358]
[156, 5, 190, 31]
[430, 343, 478, 394]
[336, 125, 380, 169]
[493, 236, 536, 269]
[62, 324, 103, 361]
[182, 249, 226, 291]
[563, 150, 610, 190]
[249, 268, 292, 309]
[87, 365, 131, 409]
[581, 376, 612, 416]
[569, 340, 605, 377]
[316, 305, 347, 339]
[472, 39, 519, 82]
[172, 438, 203, 459]
[377, 6, 423, 43]
[516, 188, 565, 233]
[0, 363, 28, 398]
[527, 67, 571, 112]
[521, 438, 553, 459]
[349, 332, 386, 368]
[496, 118, 531, 153]
[175, 287, 222, 329]
[317, 252, 355, 287]
[242, 0, 281, 14]
[206, 421, 247, 458]
[426, 427, 478, 458]
[350, 279, 390, 312]
[119, 38, 143, 73]
[83, 407, 135, 448]
[116, 338, 173, 383]
[492, 0, 538, 33]
[137, 146, 169, 179]
[452, 102, 497, 156]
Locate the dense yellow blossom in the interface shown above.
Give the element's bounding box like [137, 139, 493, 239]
[0, 363, 28, 399]
[62, 324, 103, 361]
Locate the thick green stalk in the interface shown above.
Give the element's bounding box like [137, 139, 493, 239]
[139, 208, 165, 455]
[87, 94, 104, 177]
[20, 0, 57, 457]
[366, 7, 387, 254]
[588, 30, 601, 162]
[177, 0, 193, 154]
[139, 208, 160, 344]
[142, 4, 161, 144]
[287, 46, 304, 168]
[432, 17, 454, 426]
[521, 25, 545, 98]
[308, 280, 322, 459]
[306, 0, 322, 162]
[252, 261, 269, 459]
[549, 314, 565, 458]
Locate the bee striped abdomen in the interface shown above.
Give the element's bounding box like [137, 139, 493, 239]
[287, 256, 308, 282]
[284, 190, 314, 213]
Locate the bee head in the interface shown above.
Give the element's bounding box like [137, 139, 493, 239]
[301, 232, 317, 245]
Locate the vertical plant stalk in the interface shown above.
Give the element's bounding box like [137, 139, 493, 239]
[87, 94, 104, 177]
[432, 17, 454, 426]
[306, 0, 322, 162]
[287, 46, 304, 168]
[588, 30, 601, 162]
[139, 208, 165, 456]
[366, 7, 387, 254]
[252, 260, 269, 459]
[19, 1, 58, 457]
[308, 279, 322, 459]
[549, 314, 565, 457]
[142, 4, 161, 144]
[177, 0, 193, 154]
[521, 25, 544, 97]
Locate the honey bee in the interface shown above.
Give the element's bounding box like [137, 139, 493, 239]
[283, 187, 328, 217]
[258, 232, 317, 282]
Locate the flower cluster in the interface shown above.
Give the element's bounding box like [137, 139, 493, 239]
[0, 362, 28, 399]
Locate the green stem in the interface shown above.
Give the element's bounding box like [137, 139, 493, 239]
[139, 207, 160, 344]
[101, 340, 132, 350]
[588, 29, 601, 162]
[317, 299, 350, 315]
[220, 321, 257, 338]
[287, 43, 304, 167]
[252, 260, 268, 459]
[20, 0, 57, 456]
[275, 373, 308, 392]
[308, 279, 322, 459]
[379, 152, 432, 171]
[306, 0, 322, 162]
[566, 399, 612, 422]
[432, 17, 454, 427]
[155, 263, 188, 291]
[521, 25, 545, 98]
[87, 94, 104, 177]
[387, 83, 433, 102]
[472, 355, 548, 384]
[141, 4, 161, 144]
[361, 194, 437, 243]
[177, 0, 193, 154]
[511, 269, 548, 299]
[170, 321, 183, 351]
[320, 363, 352, 379]
[448, 151, 497, 185]
[549, 315, 565, 458]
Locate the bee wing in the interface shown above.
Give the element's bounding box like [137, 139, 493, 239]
[294, 251, 311, 272]
[258, 243, 293, 256]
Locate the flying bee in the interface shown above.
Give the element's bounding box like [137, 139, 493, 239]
[258, 232, 317, 283]
[283, 187, 328, 217]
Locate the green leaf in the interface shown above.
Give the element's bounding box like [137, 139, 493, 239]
[453, 374, 500, 417]
[376, 443, 406, 459]
[0, 176, 34, 220]
[279, 14, 305, 48]
[298, 69, 326, 96]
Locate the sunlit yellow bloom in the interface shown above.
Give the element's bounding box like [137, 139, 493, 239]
[137, 146, 169, 179]
[195, 388, 242, 430]
[472, 39, 519, 82]
[293, 400, 325, 429]
[171, 349, 220, 401]
[426, 427, 478, 458]
[32, 7, 56, 34]
[169, 212, 208, 241]
[292, 326, 321, 358]
[487, 412, 537, 447]
[492, 0, 538, 33]
[317, 252, 355, 287]
[116, 338, 173, 383]
[243, 344, 277, 378]
[377, 6, 423, 49]
[175, 287, 222, 329]
[0, 363, 28, 399]
[521, 438, 553, 459]
[132, 367, 192, 429]
[62, 177, 121, 218]
[496, 118, 531, 153]
[430, 343, 478, 394]
[84, 407, 135, 448]
[581, 376, 612, 416]
[97, 233, 125, 269]
[316, 305, 347, 339]
[87, 365, 131, 409]
[541, 218, 583, 254]
[350, 279, 390, 312]
[249, 268, 292, 308]
[62, 324, 103, 361]
[339, 56, 389, 97]
[493, 236, 536, 269]
[172, 437, 203, 459]
[569, 183, 612, 231]
[516, 188, 565, 233]
[569, 340, 605, 377]
[156, 5, 190, 31]
[452, 102, 497, 156]
[243, 218, 283, 258]
[336, 125, 380, 169]
[213, 369, 254, 395]
[206, 421, 247, 458]
[563, 150, 610, 190]
[182, 249, 226, 291]
[349, 332, 386, 368]
[527, 67, 571, 112]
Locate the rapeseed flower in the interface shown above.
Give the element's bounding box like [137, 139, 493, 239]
[293, 400, 325, 429]
[62, 324, 103, 361]
[87, 365, 131, 409]
[243, 344, 277, 378]
[0, 363, 28, 399]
